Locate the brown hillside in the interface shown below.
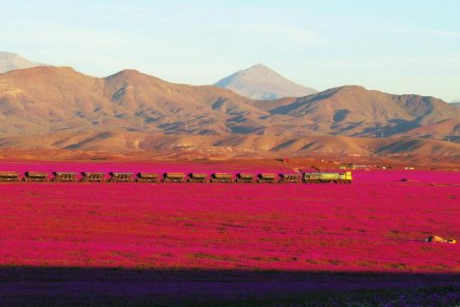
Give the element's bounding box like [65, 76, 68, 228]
[0, 66, 269, 136]
[263, 86, 460, 137]
[1, 131, 458, 162]
[401, 116, 460, 141]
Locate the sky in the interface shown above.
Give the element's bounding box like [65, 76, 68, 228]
[1, 0, 459, 101]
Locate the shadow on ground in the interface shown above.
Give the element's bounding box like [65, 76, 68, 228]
[1, 267, 459, 306]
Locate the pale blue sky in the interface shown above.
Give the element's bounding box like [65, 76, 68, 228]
[1, 0, 459, 101]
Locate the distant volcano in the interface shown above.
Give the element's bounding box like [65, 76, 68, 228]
[215, 64, 317, 100]
[0, 51, 44, 73]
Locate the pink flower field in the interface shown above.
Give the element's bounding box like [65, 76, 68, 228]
[0, 161, 459, 306]
[0, 162, 459, 273]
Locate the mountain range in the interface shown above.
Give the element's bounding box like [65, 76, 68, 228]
[0, 65, 459, 160]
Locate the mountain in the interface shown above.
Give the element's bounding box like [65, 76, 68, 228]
[0, 66, 459, 159]
[0, 66, 268, 136]
[214, 64, 317, 100]
[253, 85, 460, 138]
[0, 51, 43, 73]
[452, 101, 460, 107]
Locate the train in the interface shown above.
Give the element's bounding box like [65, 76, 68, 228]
[0, 170, 353, 184]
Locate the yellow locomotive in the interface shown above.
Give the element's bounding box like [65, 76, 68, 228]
[302, 171, 352, 183]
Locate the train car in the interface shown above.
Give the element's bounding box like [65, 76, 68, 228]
[257, 173, 277, 183]
[210, 173, 233, 183]
[109, 172, 134, 183]
[188, 173, 208, 183]
[136, 173, 159, 183]
[0, 171, 20, 182]
[53, 172, 78, 182]
[163, 172, 185, 183]
[236, 173, 254, 183]
[24, 171, 48, 182]
[279, 173, 301, 183]
[81, 172, 105, 183]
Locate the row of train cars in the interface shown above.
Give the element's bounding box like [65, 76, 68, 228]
[0, 170, 353, 184]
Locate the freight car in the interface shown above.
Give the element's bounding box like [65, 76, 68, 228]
[257, 173, 277, 183]
[109, 173, 134, 183]
[210, 173, 233, 183]
[53, 172, 78, 182]
[279, 173, 301, 183]
[24, 171, 48, 182]
[0, 171, 20, 182]
[81, 172, 105, 183]
[236, 173, 254, 183]
[136, 173, 159, 183]
[188, 173, 208, 183]
[163, 172, 185, 183]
